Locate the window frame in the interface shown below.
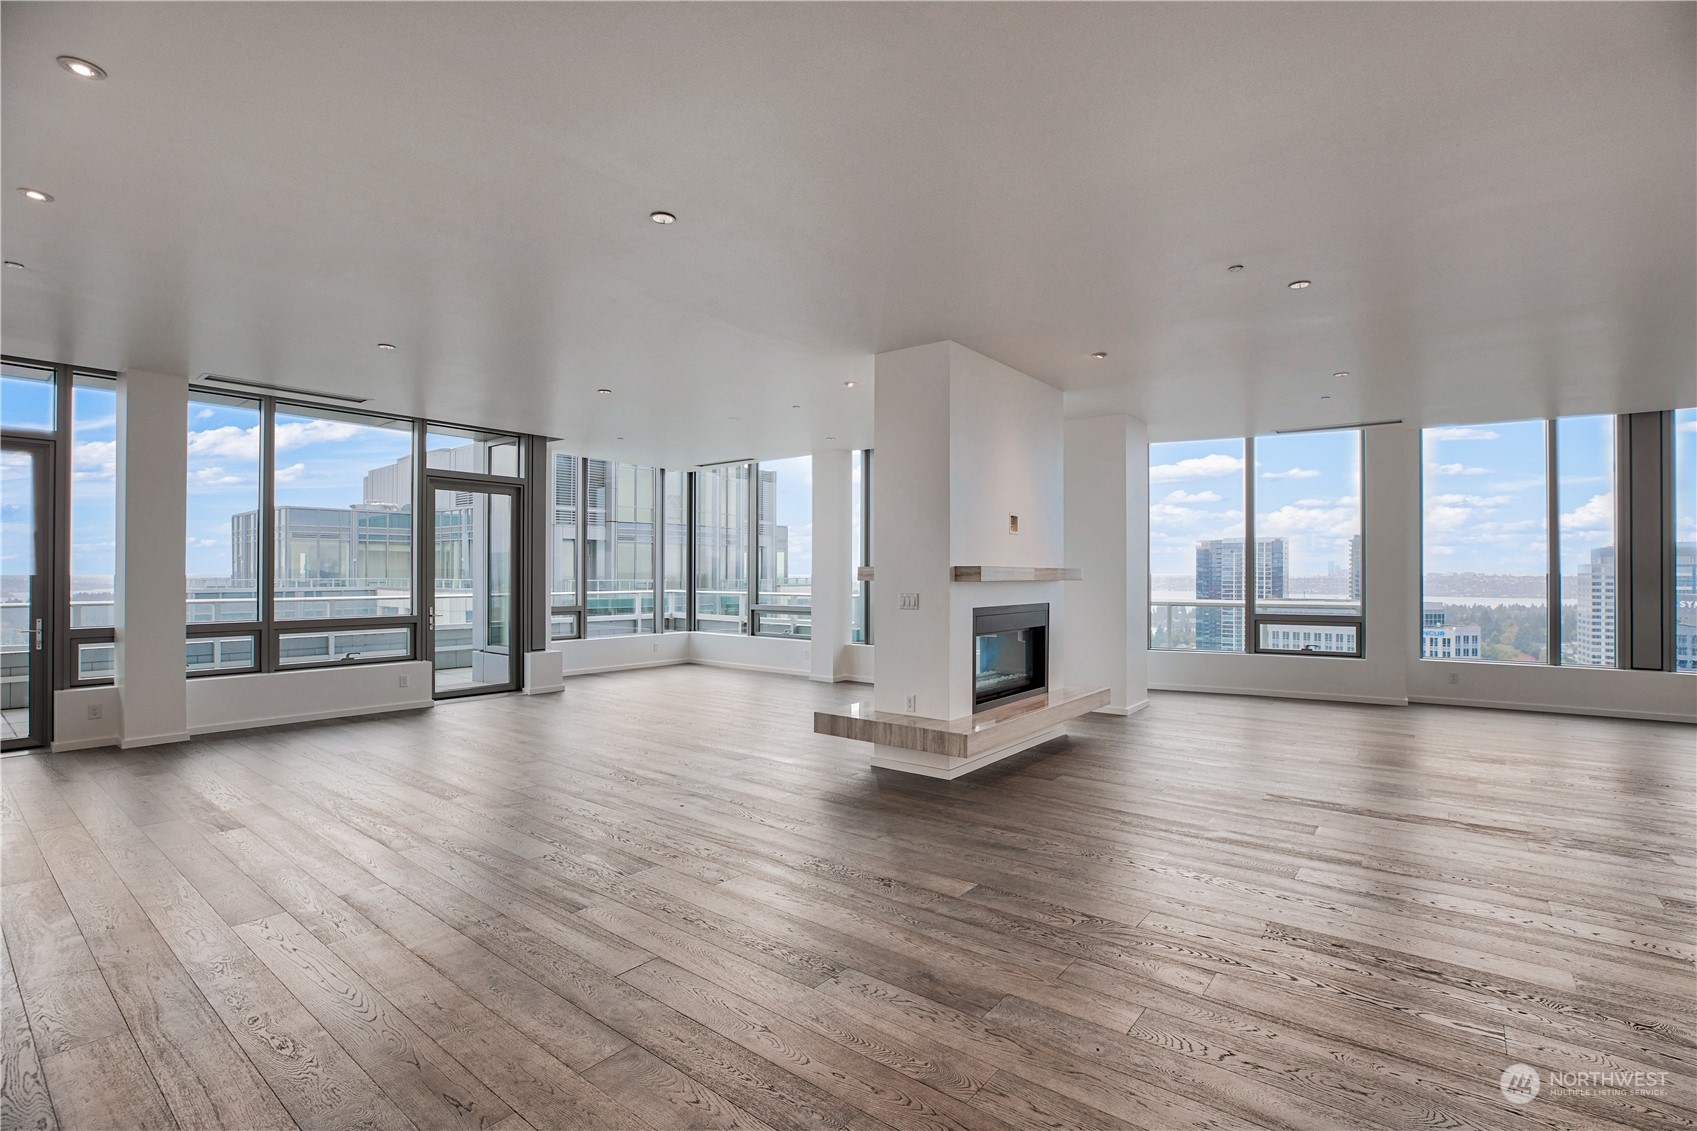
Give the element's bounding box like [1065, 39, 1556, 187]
[752, 455, 813, 639]
[1147, 430, 1366, 659]
[2, 356, 122, 695]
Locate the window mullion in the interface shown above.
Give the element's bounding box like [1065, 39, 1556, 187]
[259, 396, 278, 672]
[1243, 435, 1257, 654]
[1546, 418, 1560, 666]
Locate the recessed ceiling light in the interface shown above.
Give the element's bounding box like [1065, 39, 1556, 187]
[1227, 264, 1245, 273]
[1091, 352, 1108, 360]
[376, 342, 396, 350]
[616, 436, 625, 440]
[1333, 371, 1350, 379]
[791, 404, 801, 409]
[18, 188, 52, 202]
[597, 388, 612, 395]
[825, 436, 835, 441]
[1287, 280, 1311, 289]
[3, 261, 24, 270]
[843, 381, 856, 388]
[650, 211, 676, 224]
[57, 56, 106, 80]
[1320, 395, 1332, 401]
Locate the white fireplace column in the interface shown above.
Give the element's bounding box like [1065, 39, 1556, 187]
[1058, 414, 1150, 714]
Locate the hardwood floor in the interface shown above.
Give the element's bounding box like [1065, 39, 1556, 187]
[3, 666, 1693, 1130]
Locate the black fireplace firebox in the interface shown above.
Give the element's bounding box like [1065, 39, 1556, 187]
[973, 603, 1049, 712]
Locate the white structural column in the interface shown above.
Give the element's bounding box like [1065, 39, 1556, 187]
[810, 447, 852, 682]
[115, 369, 190, 746]
[871, 343, 955, 717]
[1059, 414, 1150, 714]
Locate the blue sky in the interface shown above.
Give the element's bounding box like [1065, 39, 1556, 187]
[763, 455, 813, 579]
[1149, 430, 1361, 591]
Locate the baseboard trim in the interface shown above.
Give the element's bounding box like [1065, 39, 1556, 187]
[117, 730, 193, 749]
[190, 701, 430, 738]
[521, 684, 566, 696]
[50, 736, 121, 753]
[1150, 683, 1408, 708]
[689, 658, 810, 678]
[1091, 697, 1152, 717]
[1408, 694, 1696, 725]
[562, 657, 689, 677]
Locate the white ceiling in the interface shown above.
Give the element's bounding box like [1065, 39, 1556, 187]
[3, 2, 1691, 459]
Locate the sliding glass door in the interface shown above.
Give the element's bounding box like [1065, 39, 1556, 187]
[426, 477, 519, 698]
[2, 440, 52, 749]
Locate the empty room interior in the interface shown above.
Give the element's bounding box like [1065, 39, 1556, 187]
[2, 3, 1694, 1130]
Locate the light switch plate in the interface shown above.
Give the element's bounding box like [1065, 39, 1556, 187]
[900, 592, 920, 610]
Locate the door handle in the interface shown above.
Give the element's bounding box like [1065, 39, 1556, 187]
[32, 618, 43, 650]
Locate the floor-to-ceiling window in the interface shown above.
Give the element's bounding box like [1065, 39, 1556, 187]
[1555, 415, 1616, 667]
[1148, 437, 1247, 651]
[185, 393, 263, 673]
[1675, 408, 1696, 671]
[546, 444, 580, 640]
[584, 460, 656, 636]
[271, 405, 414, 666]
[1150, 431, 1363, 656]
[1421, 420, 1549, 663]
[851, 449, 871, 645]
[1419, 410, 1689, 672]
[68, 375, 117, 680]
[1252, 430, 1364, 655]
[754, 455, 811, 637]
[694, 463, 749, 634]
[663, 469, 689, 631]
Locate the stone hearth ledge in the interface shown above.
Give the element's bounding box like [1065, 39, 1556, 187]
[814, 686, 1110, 779]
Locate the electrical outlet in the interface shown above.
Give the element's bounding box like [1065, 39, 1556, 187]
[900, 592, 920, 611]
[85, 703, 103, 721]
[398, 673, 410, 688]
[1448, 672, 1459, 685]
[1008, 514, 1020, 534]
[653, 641, 659, 652]
[905, 694, 917, 712]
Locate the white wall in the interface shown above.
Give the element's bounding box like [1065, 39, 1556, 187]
[188, 661, 433, 735]
[689, 632, 810, 675]
[114, 370, 190, 747]
[947, 343, 1065, 568]
[1060, 415, 1149, 713]
[1146, 424, 1695, 723]
[871, 343, 955, 717]
[809, 448, 855, 682]
[553, 631, 689, 675]
[52, 686, 121, 751]
[872, 341, 1069, 720]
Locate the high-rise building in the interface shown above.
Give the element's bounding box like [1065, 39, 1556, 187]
[1421, 603, 1482, 659]
[1574, 546, 1617, 666]
[1677, 542, 1697, 673]
[1348, 534, 1363, 603]
[1195, 537, 1288, 650]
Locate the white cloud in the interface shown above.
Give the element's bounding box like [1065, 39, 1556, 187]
[72, 440, 116, 484]
[1424, 505, 1475, 532]
[1256, 503, 1358, 538]
[1679, 419, 1697, 434]
[187, 424, 260, 461]
[1427, 426, 1499, 441]
[1559, 492, 1612, 532]
[1260, 467, 1321, 481]
[1427, 462, 1490, 477]
[1427, 493, 1512, 507]
[1149, 453, 1243, 484]
[1162, 489, 1221, 504]
[194, 407, 216, 420]
[275, 462, 307, 484]
[189, 466, 245, 487]
[184, 536, 219, 547]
